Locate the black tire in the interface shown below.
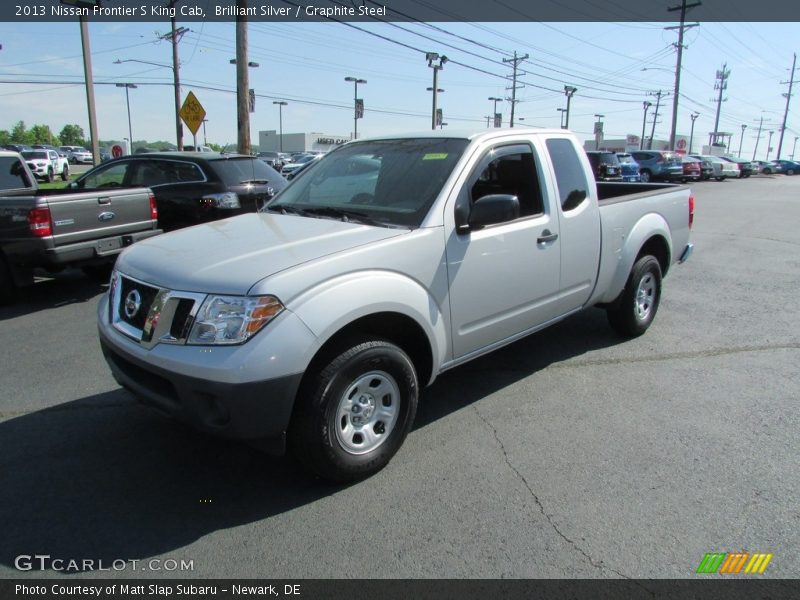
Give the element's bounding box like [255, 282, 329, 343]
[715, 176, 725, 182]
[60, 164, 69, 181]
[786, 168, 795, 176]
[288, 338, 419, 482]
[81, 263, 114, 283]
[0, 257, 16, 305]
[606, 255, 662, 338]
[46, 168, 54, 183]
[640, 170, 651, 183]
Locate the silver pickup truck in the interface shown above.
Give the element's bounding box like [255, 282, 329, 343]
[0, 150, 161, 301]
[98, 129, 693, 481]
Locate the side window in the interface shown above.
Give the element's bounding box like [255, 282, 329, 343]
[470, 148, 544, 217]
[80, 161, 130, 189]
[0, 157, 33, 190]
[169, 161, 204, 183]
[545, 138, 589, 212]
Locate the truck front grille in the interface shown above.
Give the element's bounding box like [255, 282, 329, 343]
[110, 272, 206, 348]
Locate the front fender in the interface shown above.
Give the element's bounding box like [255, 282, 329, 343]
[600, 212, 673, 304]
[286, 270, 447, 384]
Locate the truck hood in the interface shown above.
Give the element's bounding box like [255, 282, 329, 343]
[115, 212, 408, 295]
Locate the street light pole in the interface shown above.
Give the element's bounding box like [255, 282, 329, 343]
[792, 136, 799, 160]
[765, 131, 774, 161]
[688, 112, 699, 154]
[557, 108, 566, 129]
[738, 124, 746, 157]
[594, 113, 604, 150]
[488, 96, 502, 127]
[273, 101, 288, 152]
[426, 53, 448, 130]
[202, 119, 208, 145]
[344, 76, 367, 140]
[563, 86, 577, 129]
[640, 101, 652, 150]
[115, 83, 137, 151]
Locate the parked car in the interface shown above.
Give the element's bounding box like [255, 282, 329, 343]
[615, 153, 641, 182]
[184, 145, 214, 153]
[20, 149, 70, 182]
[256, 151, 284, 170]
[281, 153, 320, 176]
[719, 156, 755, 178]
[755, 160, 781, 174]
[585, 151, 623, 181]
[770, 159, 800, 175]
[69, 147, 93, 164]
[689, 155, 738, 181]
[680, 156, 702, 183]
[70, 152, 287, 232]
[284, 154, 324, 180]
[3, 143, 33, 153]
[689, 156, 714, 180]
[0, 150, 160, 302]
[629, 150, 684, 182]
[97, 129, 694, 481]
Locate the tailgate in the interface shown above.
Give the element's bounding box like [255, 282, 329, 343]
[41, 188, 155, 249]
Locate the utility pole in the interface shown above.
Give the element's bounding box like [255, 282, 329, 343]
[776, 52, 796, 160]
[162, 2, 187, 151]
[648, 91, 665, 149]
[563, 86, 577, 129]
[236, 0, 250, 154]
[503, 51, 528, 128]
[665, 0, 700, 151]
[78, 12, 100, 165]
[792, 136, 799, 160]
[752, 115, 766, 161]
[640, 101, 652, 150]
[711, 63, 730, 148]
[689, 112, 699, 154]
[738, 124, 746, 157]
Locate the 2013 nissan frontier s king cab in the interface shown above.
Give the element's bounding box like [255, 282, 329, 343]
[98, 129, 694, 481]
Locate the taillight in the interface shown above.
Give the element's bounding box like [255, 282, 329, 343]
[149, 193, 158, 220]
[688, 194, 695, 229]
[28, 206, 52, 237]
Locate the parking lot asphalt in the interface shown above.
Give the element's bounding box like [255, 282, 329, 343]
[0, 174, 797, 579]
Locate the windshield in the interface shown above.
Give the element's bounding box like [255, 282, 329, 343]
[266, 138, 468, 228]
[617, 154, 635, 164]
[22, 151, 48, 160]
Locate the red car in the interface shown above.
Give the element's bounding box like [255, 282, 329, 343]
[681, 157, 702, 183]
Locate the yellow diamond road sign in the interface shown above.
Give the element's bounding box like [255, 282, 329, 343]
[180, 91, 206, 136]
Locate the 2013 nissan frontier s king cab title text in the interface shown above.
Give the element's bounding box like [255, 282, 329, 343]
[98, 129, 693, 481]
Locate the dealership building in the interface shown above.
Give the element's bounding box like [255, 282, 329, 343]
[259, 130, 351, 153]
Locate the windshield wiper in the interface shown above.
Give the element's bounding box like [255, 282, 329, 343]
[299, 206, 395, 228]
[262, 204, 306, 216]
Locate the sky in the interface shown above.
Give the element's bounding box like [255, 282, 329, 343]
[0, 9, 798, 160]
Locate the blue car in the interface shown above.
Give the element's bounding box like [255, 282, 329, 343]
[616, 153, 641, 182]
[771, 159, 799, 175]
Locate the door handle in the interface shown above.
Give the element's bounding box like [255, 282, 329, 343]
[98, 197, 111, 205]
[537, 229, 559, 244]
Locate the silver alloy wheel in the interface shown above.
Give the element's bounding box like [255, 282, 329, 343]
[334, 370, 400, 455]
[635, 272, 656, 321]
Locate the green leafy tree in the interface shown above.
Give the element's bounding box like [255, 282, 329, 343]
[0, 130, 11, 146]
[11, 121, 32, 144]
[59, 124, 85, 146]
[29, 124, 57, 145]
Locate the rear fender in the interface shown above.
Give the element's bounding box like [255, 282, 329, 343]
[600, 213, 672, 304]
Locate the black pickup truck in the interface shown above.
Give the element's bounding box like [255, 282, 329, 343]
[0, 150, 161, 302]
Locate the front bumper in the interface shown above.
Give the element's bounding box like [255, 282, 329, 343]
[97, 288, 317, 451]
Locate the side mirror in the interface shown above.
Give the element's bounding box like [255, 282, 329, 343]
[467, 194, 520, 229]
[68, 181, 78, 190]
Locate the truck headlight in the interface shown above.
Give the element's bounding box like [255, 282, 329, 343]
[187, 295, 283, 345]
[201, 192, 241, 209]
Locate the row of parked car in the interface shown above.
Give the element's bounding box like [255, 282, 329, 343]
[256, 150, 324, 179]
[585, 150, 799, 184]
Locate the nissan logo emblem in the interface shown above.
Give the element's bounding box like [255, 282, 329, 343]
[124, 289, 142, 319]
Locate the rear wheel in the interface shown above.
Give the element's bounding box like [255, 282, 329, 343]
[288, 338, 419, 481]
[607, 255, 662, 338]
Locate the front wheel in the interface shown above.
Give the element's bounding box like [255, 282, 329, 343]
[639, 170, 651, 183]
[606, 255, 662, 338]
[61, 164, 69, 181]
[288, 339, 419, 481]
[46, 168, 54, 183]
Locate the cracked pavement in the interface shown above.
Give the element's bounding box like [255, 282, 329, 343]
[0, 175, 798, 579]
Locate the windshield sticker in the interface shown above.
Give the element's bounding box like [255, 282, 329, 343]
[422, 153, 448, 160]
